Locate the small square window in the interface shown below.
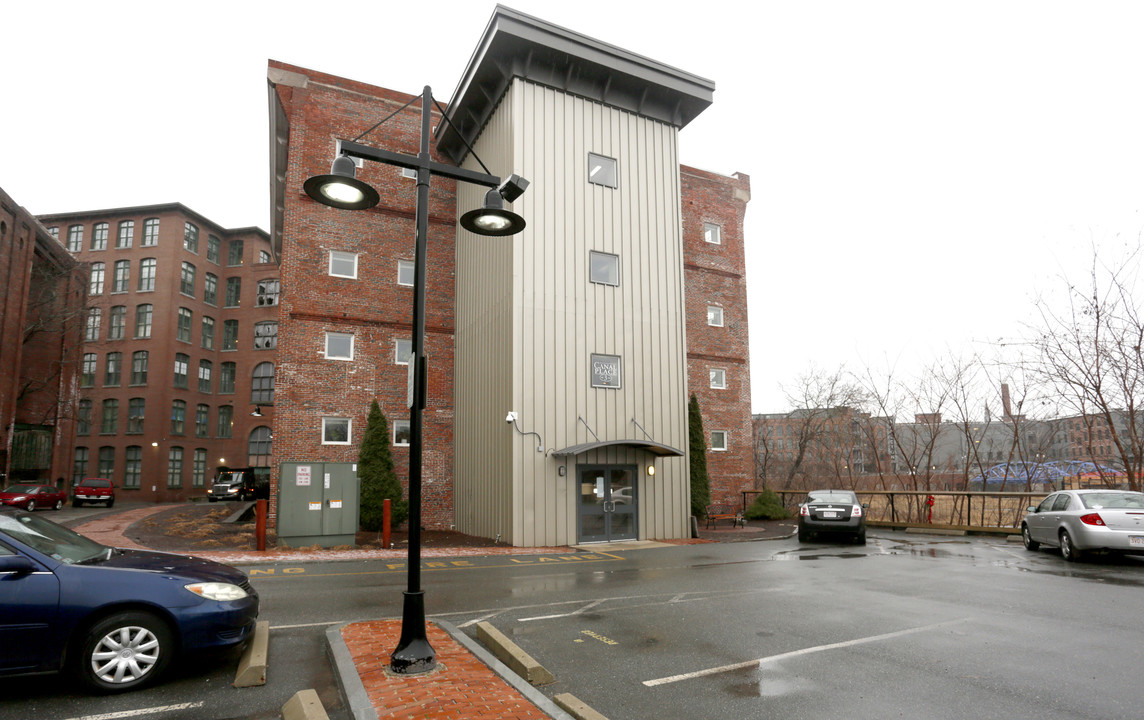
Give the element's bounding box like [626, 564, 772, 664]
[589, 251, 619, 286]
[394, 420, 411, 446]
[322, 417, 351, 445]
[395, 339, 412, 365]
[397, 260, 415, 287]
[587, 153, 618, 188]
[329, 251, 358, 279]
[707, 306, 724, 327]
[704, 222, 722, 245]
[711, 431, 728, 451]
[710, 368, 727, 389]
[326, 332, 354, 360]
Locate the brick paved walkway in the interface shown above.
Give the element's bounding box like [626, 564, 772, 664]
[342, 620, 552, 719]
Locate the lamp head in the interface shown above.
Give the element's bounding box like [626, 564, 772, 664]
[460, 188, 527, 237]
[303, 155, 380, 210]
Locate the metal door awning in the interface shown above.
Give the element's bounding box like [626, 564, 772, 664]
[550, 439, 684, 458]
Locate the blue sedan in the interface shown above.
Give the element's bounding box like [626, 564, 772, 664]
[0, 507, 259, 692]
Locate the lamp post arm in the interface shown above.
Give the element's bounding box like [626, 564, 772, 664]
[335, 140, 502, 189]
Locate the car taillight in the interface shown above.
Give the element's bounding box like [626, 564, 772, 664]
[852, 504, 863, 517]
[1079, 513, 1105, 526]
[800, 505, 809, 516]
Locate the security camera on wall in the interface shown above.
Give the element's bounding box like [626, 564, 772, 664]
[506, 412, 517, 423]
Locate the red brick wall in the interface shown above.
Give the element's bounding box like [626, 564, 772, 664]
[681, 167, 754, 504]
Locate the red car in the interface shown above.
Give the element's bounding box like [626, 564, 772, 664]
[71, 477, 116, 507]
[0, 483, 68, 511]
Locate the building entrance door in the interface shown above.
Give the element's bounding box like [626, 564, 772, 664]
[578, 465, 638, 543]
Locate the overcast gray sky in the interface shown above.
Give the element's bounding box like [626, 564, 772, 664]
[4, 1, 1143, 412]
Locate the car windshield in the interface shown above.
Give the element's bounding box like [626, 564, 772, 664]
[81, 479, 111, 488]
[1080, 492, 1144, 510]
[0, 512, 109, 564]
[807, 492, 855, 504]
[4, 484, 38, 493]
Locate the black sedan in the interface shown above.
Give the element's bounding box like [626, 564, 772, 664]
[798, 489, 868, 544]
[0, 507, 258, 692]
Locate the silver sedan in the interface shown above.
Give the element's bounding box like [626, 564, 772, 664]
[1021, 489, 1144, 561]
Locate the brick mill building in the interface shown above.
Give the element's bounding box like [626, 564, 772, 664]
[34, 204, 278, 501]
[267, 7, 752, 546]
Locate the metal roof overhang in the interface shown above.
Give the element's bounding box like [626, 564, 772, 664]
[551, 439, 684, 458]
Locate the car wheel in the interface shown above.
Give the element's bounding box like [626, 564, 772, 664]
[76, 611, 173, 692]
[1021, 525, 1039, 551]
[72, 499, 82, 508]
[797, 527, 809, 543]
[26, 500, 36, 512]
[1060, 529, 1083, 562]
[855, 530, 866, 545]
[106, 499, 115, 508]
[54, 499, 64, 511]
[208, 497, 217, 502]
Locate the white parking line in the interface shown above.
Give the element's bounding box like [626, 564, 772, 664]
[643, 618, 971, 687]
[520, 599, 605, 621]
[62, 702, 205, 720]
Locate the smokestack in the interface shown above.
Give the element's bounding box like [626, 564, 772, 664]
[1001, 384, 1013, 421]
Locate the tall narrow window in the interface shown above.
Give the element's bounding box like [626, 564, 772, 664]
[113, 260, 130, 293]
[81, 353, 97, 387]
[127, 398, 145, 434]
[395, 339, 412, 365]
[177, 307, 193, 343]
[135, 304, 153, 338]
[225, 277, 241, 307]
[98, 447, 115, 478]
[394, 420, 411, 446]
[138, 258, 156, 291]
[222, 319, 238, 350]
[167, 447, 184, 488]
[104, 352, 122, 386]
[254, 321, 277, 350]
[77, 400, 92, 435]
[124, 446, 142, 488]
[228, 239, 244, 266]
[67, 225, 84, 252]
[201, 316, 215, 349]
[142, 218, 159, 247]
[192, 448, 207, 486]
[173, 353, 189, 389]
[198, 360, 212, 393]
[85, 308, 101, 341]
[180, 262, 196, 296]
[117, 220, 134, 248]
[251, 362, 274, 404]
[249, 427, 272, 466]
[195, 404, 209, 437]
[256, 279, 279, 306]
[184, 222, 199, 253]
[219, 362, 236, 394]
[101, 399, 118, 434]
[73, 447, 90, 483]
[89, 263, 105, 295]
[92, 222, 109, 251]
[204, 273, 218, 305]
[131, 350, 149, 385]
[109, 305, 126, 339]
[207, 235, 220, 263]
[171, 400, 186, 434]
[217, 405, 234, 438]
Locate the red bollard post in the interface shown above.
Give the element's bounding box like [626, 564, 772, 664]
[255, 499, 267, 551]
[383, 498, 391, 549]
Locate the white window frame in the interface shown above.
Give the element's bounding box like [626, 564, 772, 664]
[397, 260, 415, 287]
[393, 419, 411, 446]
[395, 339, 412, 365]
[589, 251, 620, 286]
[711, 430, 728, 452]
[707, 305, 724, 327]
[587, 152, 618, 188]
[710, 368, 727, 389]
[325, 332, 354, 360]
[322, 417, 351, 445]
[329, 251, 358, 279]
[703, 222, 722, 245]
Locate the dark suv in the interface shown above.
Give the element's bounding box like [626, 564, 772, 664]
[207, 468, 269, 502]
[72, 478, 116, 507]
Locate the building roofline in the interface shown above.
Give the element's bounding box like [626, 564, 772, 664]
[36, 202, 269, 240]
[436, 4, 715, 164]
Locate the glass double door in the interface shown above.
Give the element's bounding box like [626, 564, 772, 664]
[578, 465, 637, 543]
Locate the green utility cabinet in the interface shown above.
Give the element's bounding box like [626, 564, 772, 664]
[278, 462, 359, 547]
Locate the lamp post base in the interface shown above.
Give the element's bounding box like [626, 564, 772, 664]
[389, 591, 437, 674]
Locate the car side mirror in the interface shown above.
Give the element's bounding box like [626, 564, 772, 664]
[1027, 506, 1038, 513]
[0, 555, 37, 577]
[861, 503, 870, 509]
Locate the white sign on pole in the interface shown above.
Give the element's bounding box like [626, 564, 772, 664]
[407, 352, 416, 409]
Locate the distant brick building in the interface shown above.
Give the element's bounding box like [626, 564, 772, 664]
[1, 186, 86, 487]
[34, 204, 278, 501]
[267, 7, 752, 544]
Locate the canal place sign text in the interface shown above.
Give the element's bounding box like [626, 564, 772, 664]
[591, 354, 622, 389]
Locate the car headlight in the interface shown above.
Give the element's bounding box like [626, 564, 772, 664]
[184, 582, 248, 601]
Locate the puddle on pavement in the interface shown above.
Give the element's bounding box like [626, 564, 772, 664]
[723, 665, 809, 698]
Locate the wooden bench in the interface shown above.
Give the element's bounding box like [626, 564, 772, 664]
[705, 503, 745, 529]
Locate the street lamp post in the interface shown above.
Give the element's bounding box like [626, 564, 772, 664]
[304, 86, 528, 674]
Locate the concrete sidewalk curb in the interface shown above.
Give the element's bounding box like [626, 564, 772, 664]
[325, 623, 378, 720]
[475, 620, 555, 685]
[438, 620, 575, 720]
[282, 689, 330, 720]
[234, 620, 269, 687]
